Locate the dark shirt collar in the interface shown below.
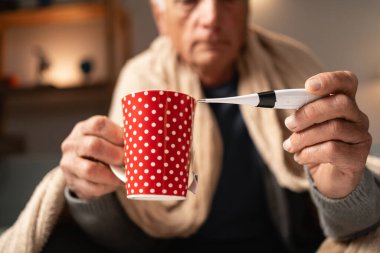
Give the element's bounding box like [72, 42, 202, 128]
[202, 71, 239, 99]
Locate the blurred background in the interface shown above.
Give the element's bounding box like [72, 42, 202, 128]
[0, 0, 379, 232]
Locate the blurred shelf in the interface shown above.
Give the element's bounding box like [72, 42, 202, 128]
[0, 2, 106, 28]
[4, 84, 113, 113]
[0, 0, 131, 84]
[1, 84, 114, 155]
[0, 0, 130, 156]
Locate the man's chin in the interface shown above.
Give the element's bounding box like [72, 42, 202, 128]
[193, 52, 229, 68]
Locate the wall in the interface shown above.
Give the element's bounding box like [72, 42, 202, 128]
[251, 0, 380, 84]
[121, 0, 158, 56]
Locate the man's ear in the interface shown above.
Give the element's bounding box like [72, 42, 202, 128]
[150, 0, 167, 35]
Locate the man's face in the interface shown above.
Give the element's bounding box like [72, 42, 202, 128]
[158, 0, 248, 72]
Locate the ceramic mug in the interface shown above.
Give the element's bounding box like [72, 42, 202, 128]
[111, 90, 197, 201]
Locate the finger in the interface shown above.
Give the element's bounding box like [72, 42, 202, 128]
[305, 71, 358, 100]
[293, 141, 369, 171]
[65, 172, 119, 200]
[78, 116, 124, 146]
[72, 135, 124, 166]
[285, 93, 367, 132]
[60, 153, 122, 186]
[283, 119, 371, 153]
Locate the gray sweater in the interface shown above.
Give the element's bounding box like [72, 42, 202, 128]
[308, 168, 380, 240]
[64, 74, 380, 251]
[65, 168, 380, 252]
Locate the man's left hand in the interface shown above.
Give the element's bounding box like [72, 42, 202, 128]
[283, 71, 372, 198]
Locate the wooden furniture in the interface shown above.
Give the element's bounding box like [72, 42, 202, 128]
[0, 0, 131, 155]
[0, 0, 130, 87]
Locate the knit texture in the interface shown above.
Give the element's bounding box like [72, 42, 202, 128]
[316, 156, 380, 253]
[108, 25, 322, 238]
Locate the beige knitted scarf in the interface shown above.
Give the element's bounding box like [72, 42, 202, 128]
[2, 25, 378, 253]
[107, 25, 321, 237]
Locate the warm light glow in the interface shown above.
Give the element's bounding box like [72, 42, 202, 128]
[4, 21, 107, 88]
[44, 54, 82, 88]
[45, 68, 78, 88]
[250, 0, 274, 16]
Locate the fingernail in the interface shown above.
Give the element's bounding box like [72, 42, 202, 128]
[285, 115, 297, 130]
[306, 78, 321, 91]
[282, 138, 292, 152]
[293, 153, 300, 163]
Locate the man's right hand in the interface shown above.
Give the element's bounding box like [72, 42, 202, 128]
[60, 116, 124, 200]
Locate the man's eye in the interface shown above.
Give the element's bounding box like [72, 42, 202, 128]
[178, 0, 198, 5]
[175, 0, 200, 7]
[175, 0, 199, 10]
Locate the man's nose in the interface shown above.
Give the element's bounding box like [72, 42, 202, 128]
[198, 0, 219, 28]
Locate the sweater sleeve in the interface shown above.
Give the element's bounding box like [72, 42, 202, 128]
[308, 168, 380, 241]
[64, 187, 170, 252]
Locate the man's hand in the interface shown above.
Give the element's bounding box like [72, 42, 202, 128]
[60, 116, 124, 200]
[283, 71, 372, 198]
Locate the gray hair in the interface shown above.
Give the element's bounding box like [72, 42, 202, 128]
[153, 0, 166, 11]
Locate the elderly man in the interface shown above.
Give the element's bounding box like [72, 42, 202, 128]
[1, 0, 379, 253]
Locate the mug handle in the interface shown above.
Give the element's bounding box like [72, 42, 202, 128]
[110, 165, 127, 183]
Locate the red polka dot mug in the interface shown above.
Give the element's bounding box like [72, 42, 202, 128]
[110, 90, 197, 201]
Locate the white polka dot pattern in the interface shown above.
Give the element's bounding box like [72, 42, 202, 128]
[122, 90, 195, 199]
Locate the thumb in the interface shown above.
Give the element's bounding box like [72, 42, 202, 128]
[305, 71, 358, 100]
